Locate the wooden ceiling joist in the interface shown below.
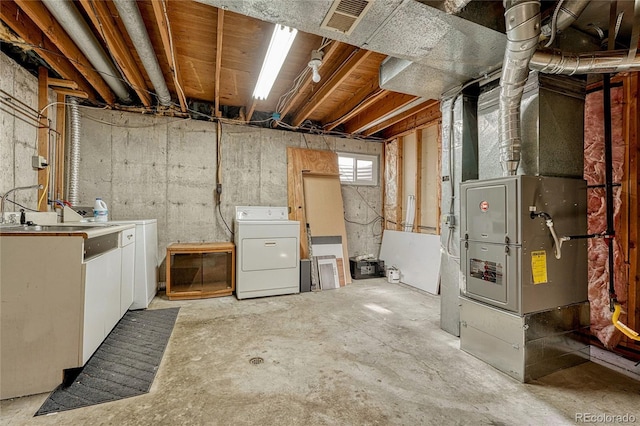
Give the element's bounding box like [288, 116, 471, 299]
[246, 98, 258, 122]
[214, 9, 224, 118]
[363, 99, 438, 136]
[278, 40, 344, 121]
[14, 0, 115, 104]
[291, 48, 373, 127]
[322, 85, 385, 131]
[1, 0, 98, 101]
[343, 92, 418, 135]
[51, 87, 88, 99]
[383, 100, 442, 140]
[47, 78, 78, 89]
[77, 0, 152, 107]
[151, 0, 187, 112]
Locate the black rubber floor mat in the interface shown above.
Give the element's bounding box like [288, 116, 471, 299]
[35, 307, 180, 416]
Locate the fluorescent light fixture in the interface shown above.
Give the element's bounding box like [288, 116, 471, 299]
[252, 24, 298, 100]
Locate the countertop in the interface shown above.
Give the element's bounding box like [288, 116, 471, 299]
[0, 223, 135, 238]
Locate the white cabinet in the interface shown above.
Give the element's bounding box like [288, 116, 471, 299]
[82, 247, 121, 364]
[0, 224, 137, 399]
[120, 228, 136, 316]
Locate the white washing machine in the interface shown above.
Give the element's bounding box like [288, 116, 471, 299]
[234, 206, 300, 299]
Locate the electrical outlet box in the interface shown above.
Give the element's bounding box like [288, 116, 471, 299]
[32, 155, 48, 169]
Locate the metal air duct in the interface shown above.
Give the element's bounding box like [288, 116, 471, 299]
[531, 49, 640, 74]
[540, 0, 590, 38]
[113, 0, 173, 107]
[498, 0, 541, 176]
[42, 0, 131, 103]
[67, 97, 81, 206]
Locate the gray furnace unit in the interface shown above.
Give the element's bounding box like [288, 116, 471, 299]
[459, 175, 590, 382]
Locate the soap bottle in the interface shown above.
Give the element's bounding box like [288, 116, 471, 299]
[94, 198, 109, 222]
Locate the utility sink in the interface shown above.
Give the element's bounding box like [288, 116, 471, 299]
[25, 225, 101, 232]
[0, 225, 102, 233]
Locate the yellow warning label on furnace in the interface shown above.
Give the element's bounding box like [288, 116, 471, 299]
[531, 250, 548, 284]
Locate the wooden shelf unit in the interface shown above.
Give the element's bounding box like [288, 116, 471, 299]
[166, 242, 235, 300]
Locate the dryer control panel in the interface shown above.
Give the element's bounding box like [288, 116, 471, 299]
[235, 206, 287, 221]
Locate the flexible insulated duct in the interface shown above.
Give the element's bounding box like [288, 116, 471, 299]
[42, 0, 131, 103]
[113, 0, 173, 107]
[498, 0, 541, 176]
[68, 97, 81, 206]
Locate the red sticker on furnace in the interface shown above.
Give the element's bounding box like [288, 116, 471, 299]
[479, 201, 489, 212]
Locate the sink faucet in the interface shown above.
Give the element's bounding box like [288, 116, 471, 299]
[0, 184, 43, 224]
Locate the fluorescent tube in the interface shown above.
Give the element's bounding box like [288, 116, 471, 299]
[252, 25, 298, 100]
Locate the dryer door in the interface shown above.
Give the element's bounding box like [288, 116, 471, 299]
[241, 237, 298, 271]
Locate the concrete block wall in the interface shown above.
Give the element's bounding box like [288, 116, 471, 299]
[0, 53, 57, 211]
[77, 108, 383, 281]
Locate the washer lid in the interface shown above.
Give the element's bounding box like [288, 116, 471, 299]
[235, 206, 288, 221]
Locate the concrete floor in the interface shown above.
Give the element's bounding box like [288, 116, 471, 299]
[2, 279, 639, 425]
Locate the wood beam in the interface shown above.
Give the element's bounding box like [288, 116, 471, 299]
[55, 93, 65, 201]
[246, 98, 257, 122]
[363, 99, 438, 137]
[51, 88, 88, 99]
[279, 40, 344, 120]
[624, 73, 639, 337]
[323, 84, 384, 131]
[291, 48, 372, 127]
[214, 8, 224, 118]
[397, 137, 404, 231]
[47, 78, 78, 89]
[14, 0, 115, 104]
[383, 101, 442, 140]
[1, 1, 98, 101]
[150, 0, 187, 112]
[37, 67, 48, 211]
[436, 120, 442, 235]
[415, 130, 422, 233]
[77, 0, 152, 107]
[344, 92, 417, 135]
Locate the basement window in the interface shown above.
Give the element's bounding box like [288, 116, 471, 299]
[338, 152, 378, 186]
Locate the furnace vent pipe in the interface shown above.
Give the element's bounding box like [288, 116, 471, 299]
[67, 97, 81, 206]
[540, 0, 590, 38]
[113, 0, 173, 107]
[42, 0, 131, 103]
[530, 49, 640, 74]
[498, 0, 541, 176]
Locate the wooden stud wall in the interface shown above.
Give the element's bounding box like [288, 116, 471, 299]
[414, 130, 422, 233]
[37, 67, 48, 211]
[622, 72, 639, 349]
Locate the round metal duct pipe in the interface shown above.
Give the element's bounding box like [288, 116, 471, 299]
[67, 97, 81, 206]
[531, 49, 640, 74]
[42, 0, 131, 103]
[540, 0, 590, 38]
[112, 0, 173, 107]
[498, 0, 541, 176]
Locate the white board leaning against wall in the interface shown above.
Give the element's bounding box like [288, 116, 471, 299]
[379, 230, 441, 295]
